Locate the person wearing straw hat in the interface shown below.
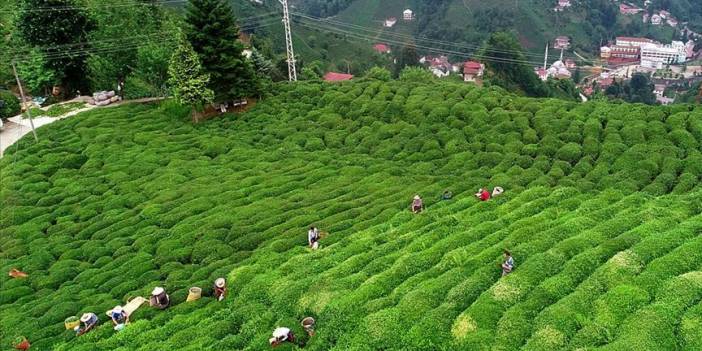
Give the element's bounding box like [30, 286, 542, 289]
[213, 278, 227, 301]
[76, 312, 99, 336]
[410, 195, 424, 214]
[269, 327, 295, 347]
[110, 305, 129, 327]
[492, 186, 504, 197]
[149, 287, 170, 309]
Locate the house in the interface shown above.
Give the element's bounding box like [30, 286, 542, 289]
[428, 56, 452, 72]
[463, 61, 484, 82]
[600, 46, 612, 59]
[597, 77, 614, 89]
[565, 59, 576, 69]
[643, 13, 649, 23]
[323, 72, 354, 82]
[620, 3, 643, 15]
[686, 40, 696, 58]
[535, 67, 548, 81]
[384, 17, 397, 28]
[403, 9, 413, 21]
[653, 84, 666, 96]
[657, 96, 674, 105]
[554, 36, 570, 49]
[373, 43, 391, 54]
[547, 60, 572, 79]
[430, 66, 450, 78]
[554, 0, 571, 11]
[651, 14, 662, 25]
[659, 10, 671, 19]
[667, 18, 678, 27]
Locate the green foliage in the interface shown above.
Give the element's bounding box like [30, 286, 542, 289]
[399, 67, 434, 82]
[167, 34, 214, 111]
[0, 90, 21, 118]
[365, 66, 392, 81]
[2, 79, 702, 351]
[16, 0, 94, 93]
[16, 49, 57, 95]
[185, 0, 257, 102]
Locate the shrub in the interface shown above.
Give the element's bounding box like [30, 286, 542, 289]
[0, 90, 21, 119]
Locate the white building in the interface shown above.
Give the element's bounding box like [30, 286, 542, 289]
[384, 17, 397, 28]
[651, 14, 662, 25]
[640, 41, 687, 69]
[616, 36, 655, 47]
[403, 9, 414, 21]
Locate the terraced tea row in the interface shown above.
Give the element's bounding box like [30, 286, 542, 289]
[2, 80, 702, 350]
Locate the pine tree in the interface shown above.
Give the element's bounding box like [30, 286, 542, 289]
[16, 0, 94, 95]
[184, 0, 257, 103]
[168, 33, 214, 122]
[395, 43, 419, 76]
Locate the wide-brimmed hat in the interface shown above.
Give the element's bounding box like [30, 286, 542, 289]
[152, 287, 164, 296]
[215, 278, 225, 288]
[414, 195, 420, 200]
[80, 313, 92, 323]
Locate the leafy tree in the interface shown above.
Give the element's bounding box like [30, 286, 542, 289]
[168, 34, 214, 122]
[185, 0, 257, 102]
[365, 66, 392, 81]
[16, 0, 94, 95]
[479, 32, 549, 97]
[17, 49, 56, 95]
[395, 43, 419, 76]
[399, 67, 434, 82]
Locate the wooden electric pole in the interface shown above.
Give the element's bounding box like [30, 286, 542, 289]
[11, 61, 38, 142]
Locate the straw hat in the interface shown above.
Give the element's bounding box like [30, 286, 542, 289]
[112, 306, 123, 314]
[215, 278, 225, 288]
[414, 195, 420, 200]
[152, 287, 164, 296]
[80, 313, 92, 323]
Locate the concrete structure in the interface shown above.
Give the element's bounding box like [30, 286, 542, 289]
[620, 3, 643, 15]
[653, 84, 666, 96]
[323, 72, 354, 82]
[609, 45, 640, 60]
[373, 43, 391, 54]
[600, 46, 612, 59]
[384, 17, 397, 28]
[616, 37, 656, 47]
[667, 18, 678, 27]
[651, 14, 662, 25]
[547, 60, 572, 79]
[640, 41, 687, 69]
[463, 61, 484, 82]
[403, 9, 413, 21]
[554, 36, 570, 49]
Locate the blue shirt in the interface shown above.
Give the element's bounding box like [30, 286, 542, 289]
[505, 256, 514, 268]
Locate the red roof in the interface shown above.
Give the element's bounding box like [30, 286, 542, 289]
[324, 72, 354, 82]
[373, 43, 390, 53]
[464, 61, 483, 74]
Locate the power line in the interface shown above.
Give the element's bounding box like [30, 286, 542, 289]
[291, 12, 574, 62]
[294, 18, 552, 67]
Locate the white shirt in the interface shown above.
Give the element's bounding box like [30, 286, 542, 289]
[273, 327, 290, 341]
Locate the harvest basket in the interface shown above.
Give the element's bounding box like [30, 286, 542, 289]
[186, 287, 202, 302]
[13, 336, 30, 350]
[301, 317, 315, 336]
[64, 316, 79, 330]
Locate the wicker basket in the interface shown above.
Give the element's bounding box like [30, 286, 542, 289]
[64, 316, 79, 330]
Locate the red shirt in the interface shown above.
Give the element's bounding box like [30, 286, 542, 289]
[480, 190, 490, 201]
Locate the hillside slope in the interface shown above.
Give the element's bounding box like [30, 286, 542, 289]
[2, 80, 702, 350]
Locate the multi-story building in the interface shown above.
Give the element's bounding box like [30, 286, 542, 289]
[640, 41, 687, 69]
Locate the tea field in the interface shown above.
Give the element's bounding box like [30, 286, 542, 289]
[2, 80, 702, 350]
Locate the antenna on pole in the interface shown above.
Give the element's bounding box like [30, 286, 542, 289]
[278, 0, 297, 81]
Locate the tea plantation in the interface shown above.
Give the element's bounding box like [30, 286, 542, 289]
[2, 80, 702, 350]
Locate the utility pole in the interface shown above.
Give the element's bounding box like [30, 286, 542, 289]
[278, 0, 297, 81]
[543, 43, 549, 70]
[11, 61, 38, 142]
